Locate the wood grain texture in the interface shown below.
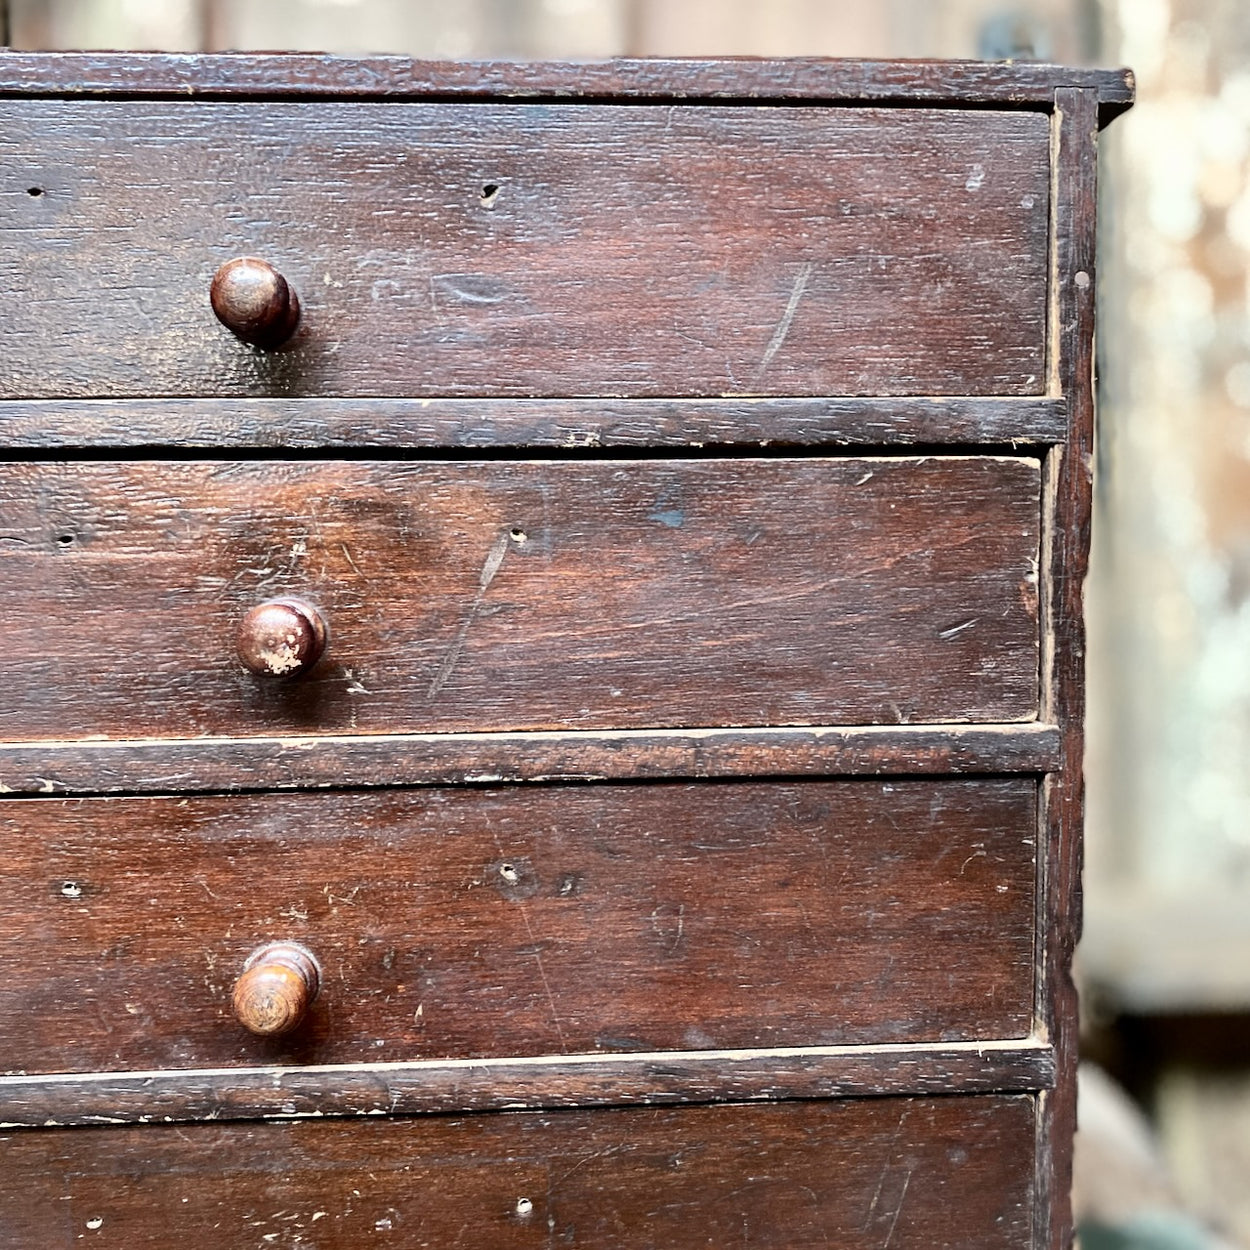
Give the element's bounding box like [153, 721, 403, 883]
[0, 1039, 1056, 1128]
[0, 395, 1068, 449]
[0, 456, 1042, 740]
[1034, 87, 1101, 1250]
[0, 780, 1037, 1074]
[0, 724, 1062, 797]
[0, 55, 1128, 1247]
[0, 1095, 1037, 1249]
[0, 50, 1135, 115]
[0, 100, 1049, 398]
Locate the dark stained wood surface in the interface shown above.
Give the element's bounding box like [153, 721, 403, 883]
[0, 780, 1037, 1074]
[0, 395, 1068, 449]
[0, 723, 1062, 797]
[0, 1038, 1055, 1128]
[1034, 87, 1102, 1250]
[0, 100, 1050, 399]
[209, 256, 302, 348]
[0, 51, 1135, 116]
[0, 457, 1042, 740]
[0, 1095, 1037, 1249]
[0, 54, 1129, 1249]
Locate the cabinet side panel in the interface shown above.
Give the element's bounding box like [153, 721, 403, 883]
[1037, 86, 1101, 1250]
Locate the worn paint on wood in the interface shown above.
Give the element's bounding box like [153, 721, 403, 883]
[0, 722, 1063, 796]
[0, 394, 1070, 450]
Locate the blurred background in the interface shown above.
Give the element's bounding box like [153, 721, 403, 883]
[2, 1, 1247, 1246]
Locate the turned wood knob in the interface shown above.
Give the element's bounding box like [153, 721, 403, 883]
[236, 598, 328, 679]
[232, 942, 321, 1037]
[210, 257, 301, 347]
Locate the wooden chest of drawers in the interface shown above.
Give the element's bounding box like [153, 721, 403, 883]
[0, 53, 1132, 1248]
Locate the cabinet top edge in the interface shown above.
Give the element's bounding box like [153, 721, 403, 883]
[0, 52, 1134, 118]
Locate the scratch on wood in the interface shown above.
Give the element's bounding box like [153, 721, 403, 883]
[797, 1183, 833, 1249]
[959, 844, 988, 875]
[323, 883, 361, 907]
[553, 1143, 623, 1186]
[882, 1169, 913, 1249]
[428, 531, 509, 700]
[490, 831, 567, 1053]
[340, 543, 365, 580]
[756, 261, 813, 378]
[650, 903, 686, 952]
[430, 273, 511, 306]
[344, 667, 372, 696]
[523, 918, 566, 1052]
[863, 1105, 911, 1232]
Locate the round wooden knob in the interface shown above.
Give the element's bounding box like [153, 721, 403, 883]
[236, 598, 328, 679]
[210, 257, 301, 347]
[231, 942, 321, 1037]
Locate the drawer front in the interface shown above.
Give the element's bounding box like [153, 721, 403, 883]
[0, 779, 1035, 1073]
[0, 1096, 1036, 1248]
[0, 101, 1049, 399]
[0, 456, 1041, 738]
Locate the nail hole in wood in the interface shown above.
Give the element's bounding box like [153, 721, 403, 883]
[26, 186, 43, 197]
[515, 1197, 533, 1218]
[509, 527, 527, 544]
[56, 534, 76, 548]
[480, 183, 500, 208]
[60, 881, 83, 899]
[499, 862, 520, 884]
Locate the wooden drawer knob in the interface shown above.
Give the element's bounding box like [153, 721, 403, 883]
[231, 942, 321, 1037]
[210, 257, 301, 347]
[236, 598, 327, 679]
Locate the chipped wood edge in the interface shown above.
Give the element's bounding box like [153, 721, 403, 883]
[0, 1037, 1056, 1129]
[0, 396, 1069, 449]
[1034, 85, 1101, 1250]
[0, 53, 1135, 114]
[0, 722, 1063, 796]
